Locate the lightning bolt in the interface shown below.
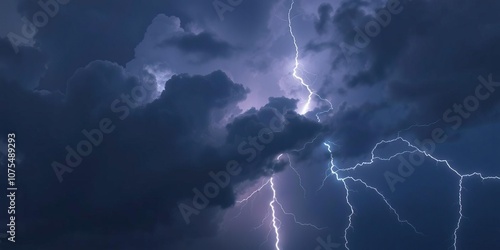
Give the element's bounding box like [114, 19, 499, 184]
[287, 0, 334, 121]
[269, 177, 281, 250]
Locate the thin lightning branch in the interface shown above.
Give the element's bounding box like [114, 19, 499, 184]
[236, 180, 271, 204]
[347, 177, 423, 235]
[397, 119, 441, 137]
[232, 180, 271, 220]
[291, 134, 320, 152]
[254, 209, 272, 230]
[285, 153, 307, 197]
[336, 137, 419, 173]
[275, 197, 327, 230]
[259, 217, 274, 249]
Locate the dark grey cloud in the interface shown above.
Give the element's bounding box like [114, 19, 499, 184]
[314, 3, 334, 35]
[0, 38, 46, 89]
[160, 32, 234, 63]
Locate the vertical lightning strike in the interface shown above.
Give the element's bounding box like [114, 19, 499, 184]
[324, 143, 354, 250]
[270, 177, 281, 250]
[455, 176, 465, 249]
[287, 0, 334, 121]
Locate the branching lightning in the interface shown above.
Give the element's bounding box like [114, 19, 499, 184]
[322, 142, 424, 249]
[329, 135, 500, 250]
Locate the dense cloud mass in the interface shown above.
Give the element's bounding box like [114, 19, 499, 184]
[1, 0, 500, 249]
[0, 42, 321, 248]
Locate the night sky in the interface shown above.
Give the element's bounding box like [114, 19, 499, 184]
[1, 0, 500, 249]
